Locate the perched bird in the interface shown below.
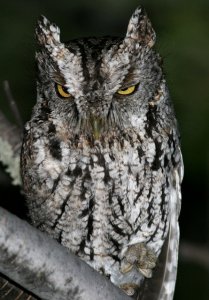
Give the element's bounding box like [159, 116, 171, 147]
[21, 6, 183, 299]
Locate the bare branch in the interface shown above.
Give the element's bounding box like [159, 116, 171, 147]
[3, 80, 23, 129]
[0, 207, 131, 300]
[0, 110, 22, 185]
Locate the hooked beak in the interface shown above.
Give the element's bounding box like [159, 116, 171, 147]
[89, 116, 105, 140]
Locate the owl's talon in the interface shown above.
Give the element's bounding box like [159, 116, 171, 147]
[138, 267, 152, 278]
[120, 242, 157, 278]
[120, 261, 133, 274]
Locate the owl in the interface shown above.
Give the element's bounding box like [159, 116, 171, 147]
[21, 6, 183, 299]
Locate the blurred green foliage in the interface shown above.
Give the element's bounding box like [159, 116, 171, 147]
[0, 0, 208, 298]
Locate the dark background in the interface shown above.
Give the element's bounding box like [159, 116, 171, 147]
[0, 0, 209, 299]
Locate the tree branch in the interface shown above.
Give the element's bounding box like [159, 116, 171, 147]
[0, 207, 131, 300]
[0, 80, 22, 185]
[3, 80, 23, 129]
[0, 110, 22, 185]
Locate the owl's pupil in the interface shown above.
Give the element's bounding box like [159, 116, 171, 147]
[62, 86, 68, 93]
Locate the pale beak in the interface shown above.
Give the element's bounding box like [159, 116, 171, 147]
[89, 116, 104, 140]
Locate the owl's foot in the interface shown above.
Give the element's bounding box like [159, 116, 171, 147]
[119, 283, 139, 297]
[120, 242, 157, 278]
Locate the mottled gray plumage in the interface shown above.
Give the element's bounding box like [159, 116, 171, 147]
[21, 6, 183, 299]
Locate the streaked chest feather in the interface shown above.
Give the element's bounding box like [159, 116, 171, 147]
[28, 128, 171, 256]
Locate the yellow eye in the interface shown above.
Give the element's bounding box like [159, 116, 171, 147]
[117, 85, 137, 95]
[56, 84, 71, 98]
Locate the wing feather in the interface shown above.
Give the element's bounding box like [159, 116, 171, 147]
[137, 151, 183, 300]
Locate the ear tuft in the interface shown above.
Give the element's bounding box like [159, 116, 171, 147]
[125, 6, 156, 48]
[35, 15, 60, 47]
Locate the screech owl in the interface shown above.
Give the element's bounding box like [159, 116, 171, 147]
[21, 6, 183, 299]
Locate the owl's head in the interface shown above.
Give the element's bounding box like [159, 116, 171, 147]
[35, 6, 165, 141]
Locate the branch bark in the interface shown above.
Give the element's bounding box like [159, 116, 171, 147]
[0, 207, 131, 300]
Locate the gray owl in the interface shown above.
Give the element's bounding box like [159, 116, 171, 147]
[21, 6, 183, 299]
